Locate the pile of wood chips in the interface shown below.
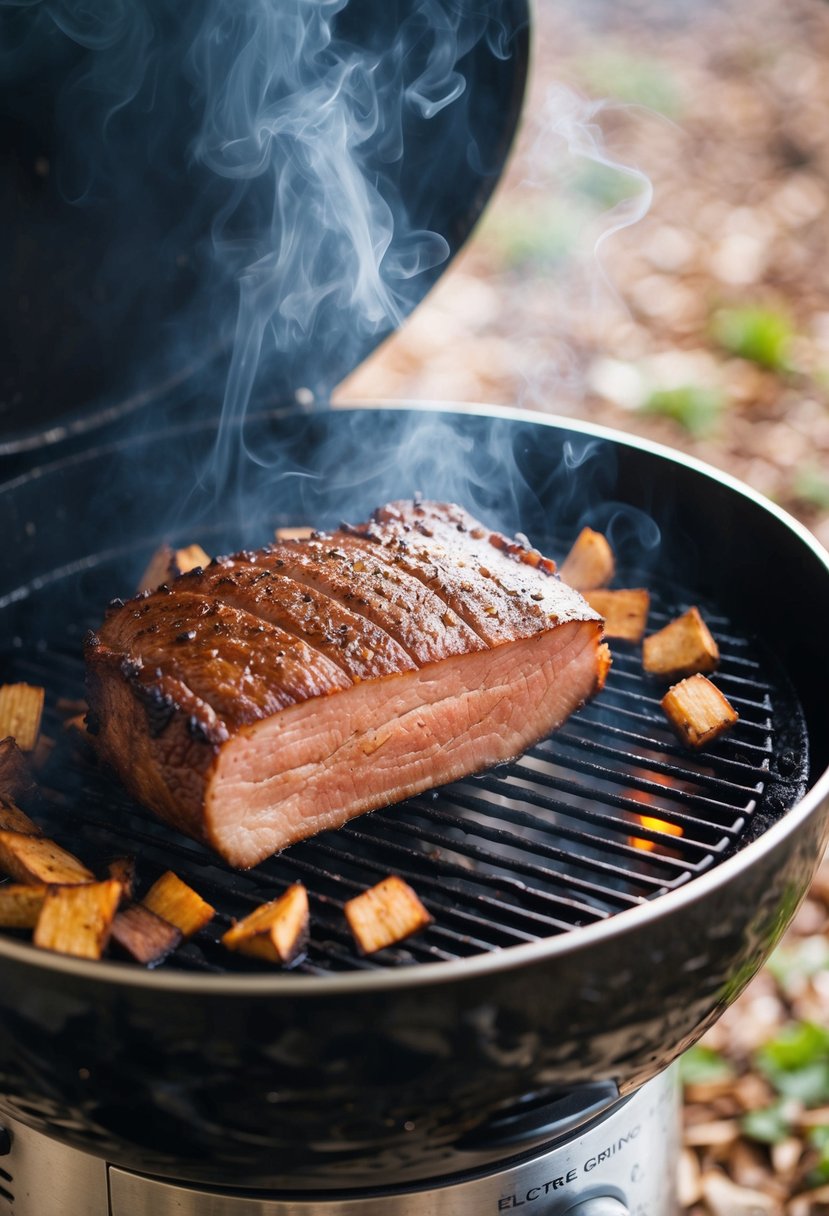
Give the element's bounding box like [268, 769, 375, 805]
[680, 854, 829, 1215]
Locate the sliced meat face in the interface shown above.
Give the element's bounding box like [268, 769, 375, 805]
[205, 617, 601, 867]
[85, 501, 604, 868]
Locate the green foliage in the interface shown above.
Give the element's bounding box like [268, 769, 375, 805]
[767, 936, 829, 991]
[758, 1021, 829, 1075]
[640, 384, 725, 436]
[576, 50, 683, 117]
[741, 1022, 829, 1153]
[807, 1126, 829, 1187]
[679, 1045, 735, 1086]
[572, 161, 645, 209]
[741, 1100, 791, 1145]
[479, 201, 581, 268]
[710, 306, 795, 371]
[792, 465, 829, 512]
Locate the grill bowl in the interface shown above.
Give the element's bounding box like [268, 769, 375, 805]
[0, 402, 827, 1188]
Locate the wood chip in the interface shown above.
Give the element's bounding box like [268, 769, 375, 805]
[173, 544, 211, 576]
[796, 1106, 829, 1128]
[0, 883, 48, 928]
[107, 858, 136, 902]
[0, 737, 36, 803]
[0, 801, 42, 836]
[584, 588, 651, 642]
[0, 830, 94, 885]
[344, 875, 432, 954]
[661, 674, 739, 748]
[685, 1078, 740, 1105]
[222, 883, 309, 965]
[142, 871, 215, 939]
[735, 1073, 777, 1111]
[643, 606, 720, 680]
[684, 1118, 741, 1147]
[137, 544, 175, 593]
[275, 526, 314, 541]
[0, 685, 45, 752]
[137, 543, 211, 592]
[595, 641, 613, 692]
[33, 880, 122, 959]
[110, 903, 182, 967]
[679, 1148, 703, 1207]
[771, 1137, 803, 1177]
[701, 1167, 783, 1215]
[559, 527, 615, 591]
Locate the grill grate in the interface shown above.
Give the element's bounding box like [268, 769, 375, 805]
[0, 572, 808, 975]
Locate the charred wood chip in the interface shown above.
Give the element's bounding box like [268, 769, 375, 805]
[344, 875, 433, 955]
[0, 800, 42, 836]
[661, 674, 738, 749]
[584, 588, 651, 643]
[0, 736, 36, 803]
[643, 607, 720, 681]
[110, 903, 182, 967]
[138, 543, 210, 593]
[107, 857, 137, 901]
[0, 883, 48, 929]
[0, 684, 45, 753]
[559, 527, 615, 592]
[595, 643, 613, 694]
[137, 544, 175, 594]
[142, 871, 215, 939]
[222, 883, 309, 965]
[34, 880, 122, 960]
[274, 526, 314, 542]
[0, 830, 94, 885]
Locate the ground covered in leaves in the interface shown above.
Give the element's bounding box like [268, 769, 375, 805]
[339, 0, 829, 1209]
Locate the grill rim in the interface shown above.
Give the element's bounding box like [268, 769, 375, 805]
[1, 401, 827, 995]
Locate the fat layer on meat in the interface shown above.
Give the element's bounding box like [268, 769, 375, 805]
[85, 502, 604, 868]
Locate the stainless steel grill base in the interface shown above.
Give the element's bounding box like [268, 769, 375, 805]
[0, 1069, 678, 1215]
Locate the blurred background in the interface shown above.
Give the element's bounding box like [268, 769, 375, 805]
[340, 1, 829, 1211]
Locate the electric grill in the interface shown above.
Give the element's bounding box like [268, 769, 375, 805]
[2, 3, 829, 1215]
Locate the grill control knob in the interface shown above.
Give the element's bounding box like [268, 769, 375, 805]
[562, 1200, 629, 1216]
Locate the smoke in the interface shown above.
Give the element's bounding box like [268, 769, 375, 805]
[533, 84, 653, 268]
[1, 0, 528, 499]
[187, 0, 471, 492]
[0, 0, 665, 569]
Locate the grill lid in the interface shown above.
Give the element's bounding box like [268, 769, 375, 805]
[0, 0, 529, 453]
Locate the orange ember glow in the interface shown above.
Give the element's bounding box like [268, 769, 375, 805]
[630, 814, 684, 852]
[628, 768, 684, 852]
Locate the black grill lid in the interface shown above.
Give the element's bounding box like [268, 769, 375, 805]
[0, 0, 529, 452]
